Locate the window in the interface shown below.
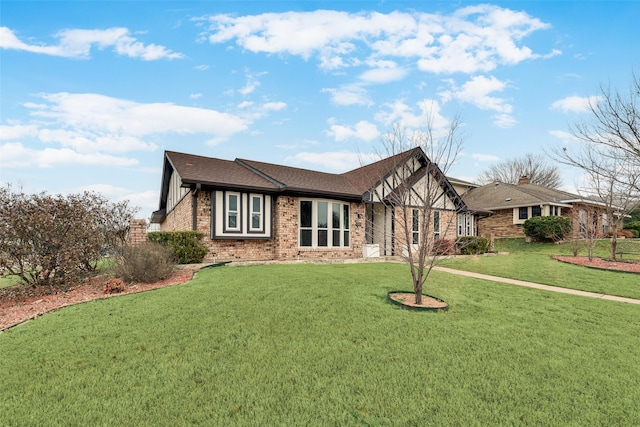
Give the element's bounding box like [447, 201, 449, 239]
[550, 206, 560, 216]
[250, 195, 263, 231]
[518, 207, 528, 220]
[433, 211, 440, 239]
[226, 193, 240, 231]
[412, 209, 420, 244]
[578, 209, 587, 234]
[531, 206, 542, 217]
[299, 200, 350, 248]
[457, 213, 474, 237]
[317, 201, 328, 247]
[602, 213, 609, 234]
[300, 201, 312, 246]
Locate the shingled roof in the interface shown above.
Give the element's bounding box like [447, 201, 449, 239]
[462, 181, 601, 211]
[158, 148, 470, 212]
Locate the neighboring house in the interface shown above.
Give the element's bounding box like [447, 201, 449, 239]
[151, 148, 476, 262]
[461, 176, 610, 238]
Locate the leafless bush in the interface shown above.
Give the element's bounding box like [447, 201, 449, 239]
[112, 242, 176, 284]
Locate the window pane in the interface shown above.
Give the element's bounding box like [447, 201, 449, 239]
[300, 229, 312, 246]
[317, 202, 328, 228]
[252, 213, 260, 229]
[412, 209, 419, 232]
[532, 206, 542, 217]
[332, 230, 340, 247]
[519, 207, 528, 220]
[318, 230, 328, 246]
[343, 231, 349, 247]
[300, 201, 312, 227]
[228, 213, 237, 228]
[434, 211, 440, 232]
[332, 203, 340, 228]
[252, 196, 261, 213]
[343, 205, 349, 229]
[412, 232, 419, 245]
[228, 194, 237, 211]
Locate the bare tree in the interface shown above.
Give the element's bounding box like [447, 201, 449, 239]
[553, 72, 640, 260]
[369, 115, 465, 305]
[477, 153, 562, 188]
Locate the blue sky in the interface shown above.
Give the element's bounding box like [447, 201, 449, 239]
[1, 1, 638, 219]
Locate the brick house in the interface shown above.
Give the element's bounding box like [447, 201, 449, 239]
[150, 148, 476, 262]
[461, 176, 610, 239]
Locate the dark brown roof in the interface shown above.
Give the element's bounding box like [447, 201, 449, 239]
[166, 151, 280, 191]
[341, 148, 422, 194]
[238, 158, 360, 198]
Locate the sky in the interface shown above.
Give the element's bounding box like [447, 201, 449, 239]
[1, 1, 639, 220]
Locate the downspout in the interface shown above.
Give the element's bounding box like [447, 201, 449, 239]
[192, 183, 201, 231]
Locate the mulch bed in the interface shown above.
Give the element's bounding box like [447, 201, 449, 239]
[553, 256, 640, 274]
[0, 268, 196, 332]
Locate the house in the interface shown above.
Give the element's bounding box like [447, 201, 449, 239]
[150, 148, 477, 262]
[461, 176, 610, 239]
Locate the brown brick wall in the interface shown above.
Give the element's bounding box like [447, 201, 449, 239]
[159, 191, 365, 262]
[273, 196, 365, 260]
[160, 193, 193, 232]
[477, 205, 608, 239]
[477, 209, 523, 238]
[128, 219, 148, 246]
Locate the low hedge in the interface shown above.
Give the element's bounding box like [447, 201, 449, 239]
[455, 236, 489, 255]
[147, 231, 208, 264]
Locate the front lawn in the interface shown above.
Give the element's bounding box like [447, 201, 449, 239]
[439, 238, 640, 299]
[1, 263, 639, 426]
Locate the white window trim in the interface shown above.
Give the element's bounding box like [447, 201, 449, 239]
[225, 192, 241, 232]
[299, 199, 350, 249]
[249, 194, 264, 232]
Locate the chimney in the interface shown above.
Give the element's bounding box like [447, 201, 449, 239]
[518, 175, 531, 185]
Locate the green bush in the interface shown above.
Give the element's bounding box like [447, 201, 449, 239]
[455, 236, 490, 255]
[112, 242, 176, 283]
[147, 231, 208, 264]
[523, 216, 572, 242]
[623, 221, 640, 234]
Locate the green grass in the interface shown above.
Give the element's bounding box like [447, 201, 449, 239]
[439, 238, 640, 299]
[2, 263, 640, 426]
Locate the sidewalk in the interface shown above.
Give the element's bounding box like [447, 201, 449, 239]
[433, 266, 640, 305]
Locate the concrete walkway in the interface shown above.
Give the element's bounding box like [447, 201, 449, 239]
[433, 266, 640, 305]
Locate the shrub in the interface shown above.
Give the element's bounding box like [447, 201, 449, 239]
[147, 231, 208, 264]
[455, 236, 490, 255]
[523, 216, 572, 242]
[112, 243, 176, 283]
[102, 278, 126, 294]
[623, 221, 640, 234]
[0, 184, 137, 287]
[432, 239, 454, 256]
[607, 229, 635, 238]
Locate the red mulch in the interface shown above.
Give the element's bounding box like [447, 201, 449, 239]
[388, 292, 448, 308]
[553, 256, 640, 273]
[0, 268, 196, 332]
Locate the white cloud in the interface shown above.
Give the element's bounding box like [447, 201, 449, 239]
[550, 95, 600, 113]
[375, 99, 449, 130]
[1, 92, 252, 167]
[326, 119, 380, 142]
[441, 75, 512, 113]
[322, 86, 372, 106]
[0, 142, 138, 168]
[190, 93, 202, 99]
[549, 129, 580, 144]
[0, 26, 183, 60]
[472, 153, 500, 162]
[286, 151, 376, 172]
[493, 113, 517, 128]
[0, 124, 39, 140]
[200, 6, 554, 75]
[29, 92, 248, 140]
